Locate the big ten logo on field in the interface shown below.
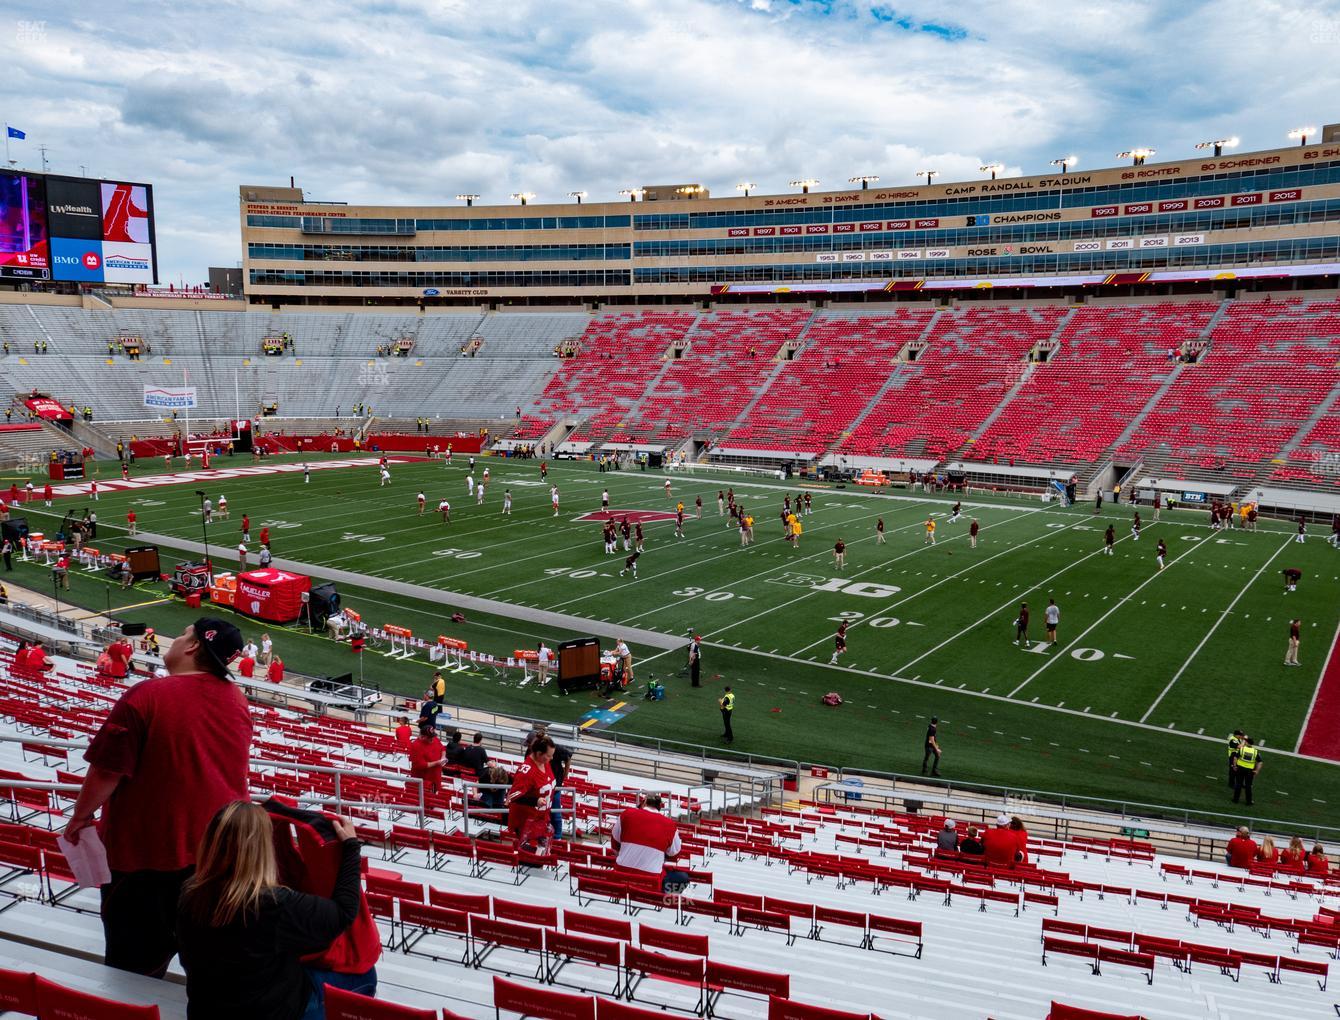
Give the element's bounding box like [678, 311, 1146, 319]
[356, 360, 390, 387]
[767, 573, 902, 598]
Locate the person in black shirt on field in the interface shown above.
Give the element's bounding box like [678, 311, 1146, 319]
[177, 801, 362, 1020]
[922, 716, 941, 777]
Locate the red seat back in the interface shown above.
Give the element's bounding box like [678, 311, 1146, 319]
[638, 924, 708, 958]
[706, 960, 789, 999]
[767, 995, 872, 1020]
[323, 985, 436, 1020]
[492, 975, 595, 1020]
[1047, 1002, 1145, 1020]
[33, 977, 162, 1020]
[0, 969, 36, 1016]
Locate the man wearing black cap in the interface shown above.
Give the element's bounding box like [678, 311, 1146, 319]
[922, 716, 941, 777]
[63, 617, 251, 978]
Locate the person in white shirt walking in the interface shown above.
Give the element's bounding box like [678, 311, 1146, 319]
[502, 490, 512, 516]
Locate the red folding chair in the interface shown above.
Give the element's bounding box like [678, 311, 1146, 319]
[323, 984, 437, 1020]
[33, 976, 161, 1020]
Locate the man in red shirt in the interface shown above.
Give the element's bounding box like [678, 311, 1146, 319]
[982, 814, 1018, 868]
[1226, 826, 1258, 869]
[611, 793, 687, 892]
[126, 509, 137, 536]
[63, 617, 249, 977]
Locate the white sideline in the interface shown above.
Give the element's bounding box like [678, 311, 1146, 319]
[1140, 536, 1294, 723]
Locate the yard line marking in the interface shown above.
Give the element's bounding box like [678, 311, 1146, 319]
[787, 508, 1078, 657]
[892, 522, 1143, 679]
[695, 506, 1047, 646]
[556, 500, 938, 614]
[1009, 526, 1209, 699]
[1139, 536, 1292, 723]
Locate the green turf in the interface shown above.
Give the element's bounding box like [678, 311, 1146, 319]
[18, 453, 1340, 833]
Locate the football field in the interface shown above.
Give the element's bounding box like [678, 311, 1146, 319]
[17, 454, 1340, 830]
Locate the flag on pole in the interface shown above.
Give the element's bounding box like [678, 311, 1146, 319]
[5, 126, 25, 140]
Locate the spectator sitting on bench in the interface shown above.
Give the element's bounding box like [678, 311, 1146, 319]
[983, 814, 1018, 868]
[958, 825, 984, 856]
[935, 818, 958, 853]
[611, 792, 689, 894]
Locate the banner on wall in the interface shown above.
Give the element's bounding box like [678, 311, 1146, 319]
[144, 386, 197, 410]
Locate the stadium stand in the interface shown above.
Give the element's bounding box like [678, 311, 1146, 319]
[720, 307, 936, 455]
[969, 302, 1218, 469]
[1, 627, 1339, 1018]
[3, 296, 1340, 508]
[839, 305, 1068, 461]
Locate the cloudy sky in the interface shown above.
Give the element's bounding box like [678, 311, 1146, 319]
[4, 0, 1338, 284]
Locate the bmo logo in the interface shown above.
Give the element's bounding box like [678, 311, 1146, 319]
[50, 238, 105, 280]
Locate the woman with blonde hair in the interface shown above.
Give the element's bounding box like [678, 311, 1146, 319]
[177, 801, 362, 1019]
[1256, 835, 1279, 865]
[1281, 835, 1307, 867]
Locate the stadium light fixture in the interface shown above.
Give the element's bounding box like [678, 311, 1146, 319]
[736, 182, 756, 197]
[511, 192, 535, 206]
[1117, 147, 1155, 166]
[848, 175, 880, 190]
[1194, 137, 1238, 157]
[789, 178, 819, 193]
[1288, 126, 1317, 146]
[675, 185, 706, 198]
[916, 169, 937, 186]
[1050, 156, 1077, 173]
[619, 188, 645, 202]
[567, 191, 587, 204]
[455, 193, 479, 207]
[979, 163, 1004, 180]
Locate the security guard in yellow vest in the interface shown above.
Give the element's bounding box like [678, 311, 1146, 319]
[1231, 738, 1261, 807]
[1226, 729, 1244, 789]
[719, 686, 735, 743]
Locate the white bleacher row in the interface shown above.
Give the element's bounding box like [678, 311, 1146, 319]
[0, 355, 559, 420]
[0, 305, 588, 361]
[1, 646, 1338, 1018]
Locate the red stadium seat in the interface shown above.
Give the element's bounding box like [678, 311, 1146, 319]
[33, 977, 161, 1020]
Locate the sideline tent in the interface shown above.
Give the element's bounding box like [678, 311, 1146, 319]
[236, 568, 311, 624]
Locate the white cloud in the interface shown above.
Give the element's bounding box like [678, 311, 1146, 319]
[1, 0, 1336, 283]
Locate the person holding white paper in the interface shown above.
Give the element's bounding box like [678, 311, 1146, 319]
[63, 618, 251, 978]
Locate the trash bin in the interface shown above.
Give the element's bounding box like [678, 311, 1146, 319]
[841, 777, 864, 803]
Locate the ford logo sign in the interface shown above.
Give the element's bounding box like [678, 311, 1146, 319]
[422, 288, 440, 296]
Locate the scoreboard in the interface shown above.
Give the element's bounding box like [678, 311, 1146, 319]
[0, 169, 157, 284]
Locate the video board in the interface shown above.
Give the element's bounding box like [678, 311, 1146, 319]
[0, 169, 157, 284]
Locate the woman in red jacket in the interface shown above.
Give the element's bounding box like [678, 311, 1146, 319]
[506, 736, 556, 853]
[407, 723, 445, 795]
[1009, 816, 1030, 865]
[1307, 844, 1331, 875]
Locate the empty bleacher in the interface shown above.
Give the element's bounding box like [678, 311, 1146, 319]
[1117, 298, 1340, 485]
[971, 302, 1217, 468]
[723, 308, 935, 455]
[841, 306, 1066, 460]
